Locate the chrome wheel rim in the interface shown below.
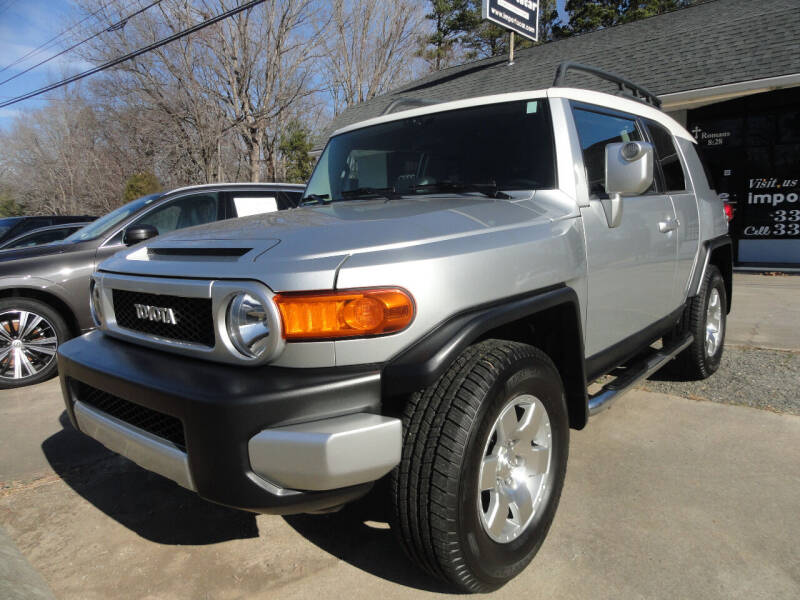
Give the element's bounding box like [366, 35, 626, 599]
[0, 310, 58, 381]
[477, 394, 552, 544]
[705, 288, 723, 357]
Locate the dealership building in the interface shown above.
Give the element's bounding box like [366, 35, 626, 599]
[323, 0, 800, 268]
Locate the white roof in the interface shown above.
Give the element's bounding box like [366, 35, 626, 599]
[333, 87, 695, 144]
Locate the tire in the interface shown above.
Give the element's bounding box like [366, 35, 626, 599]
[0, 298, 69, 389]
[670, 264, 727, 380]
[390, 339, 569, 593]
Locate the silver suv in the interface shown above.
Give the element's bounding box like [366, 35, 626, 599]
[58, 65, 731, 592]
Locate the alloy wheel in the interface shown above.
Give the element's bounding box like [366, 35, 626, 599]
[0, 309, 58, 381]
[477, 394, 552, 544]
[705, 288, 723, 357]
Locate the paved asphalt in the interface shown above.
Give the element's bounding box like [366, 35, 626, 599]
[0, 273, 798, 599]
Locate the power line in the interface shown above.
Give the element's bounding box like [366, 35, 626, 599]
[0, 0, 266, 109]
[0, 0, 164, 88]
[0, 0, 117, 75]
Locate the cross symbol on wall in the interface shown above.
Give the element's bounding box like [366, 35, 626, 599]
[691, 126, 702, 139]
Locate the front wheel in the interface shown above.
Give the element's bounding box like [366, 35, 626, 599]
[0, 298, 68, 389]
[390, 340, 569, 592]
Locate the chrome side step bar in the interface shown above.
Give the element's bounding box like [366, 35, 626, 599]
[588, 333, 694, 416]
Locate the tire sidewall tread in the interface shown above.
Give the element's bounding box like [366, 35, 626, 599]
[391, 339, 569, 592]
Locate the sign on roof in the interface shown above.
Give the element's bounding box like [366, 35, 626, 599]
[482, 0, 539, 42]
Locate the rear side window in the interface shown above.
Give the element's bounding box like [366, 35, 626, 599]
[230, 191, 298, 216]
[647, 121, 687, 191]
[279, 191, 303, 208]
[134, 194, 220, 235]
[6, 228, 73, 249]
[572, 107, 642, 198]
[233, 196, 278, 216]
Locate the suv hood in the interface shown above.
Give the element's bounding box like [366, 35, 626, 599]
[99, 193, 577, 291]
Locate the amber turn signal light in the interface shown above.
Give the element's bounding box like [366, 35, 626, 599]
[274, 288, 415, 340]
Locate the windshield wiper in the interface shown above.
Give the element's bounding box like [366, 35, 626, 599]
[411, 182, 511, 199]
[339, 187, 401, 201]
[299, 193, 331, 206]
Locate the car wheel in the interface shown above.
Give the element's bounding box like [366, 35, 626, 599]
[390, 340, 569, 592]
[0, 298, 69, 389]
[670, 264, 727, 380]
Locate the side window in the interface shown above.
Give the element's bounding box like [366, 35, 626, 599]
[572, 106, 642, 198]
[647, 121, 687, 191]
[134, 194, 219, 236]
[9, 228, 69, 248]
[19, 217, 51, 235]
[232, 195, 278, 217]
[279, 191, 303, 208]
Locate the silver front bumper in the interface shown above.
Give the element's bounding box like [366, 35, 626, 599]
[73, 401, 196, 490]
[248, 413, 402, 491]
[75, 399, 401, 494]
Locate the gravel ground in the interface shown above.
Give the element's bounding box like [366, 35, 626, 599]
[640, 347, 800, 415]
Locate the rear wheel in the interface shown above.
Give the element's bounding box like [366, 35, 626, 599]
[0, 298, 68, 389]
[390, 340, 569, 592]
[669, 264, 727, 380]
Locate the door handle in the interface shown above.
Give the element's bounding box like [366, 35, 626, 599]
[658, 219, 679, 233]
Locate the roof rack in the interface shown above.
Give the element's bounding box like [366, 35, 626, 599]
[553, 62, 662, 109]
[381, 97, 440, 116]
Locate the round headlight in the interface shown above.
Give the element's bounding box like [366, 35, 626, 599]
[226, 293, 271, 358]
[89, 280, 103, 326]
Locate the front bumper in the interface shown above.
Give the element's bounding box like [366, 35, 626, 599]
[58, 331, 400, 514]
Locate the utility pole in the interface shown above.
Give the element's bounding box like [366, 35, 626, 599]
[217, 138, 224, 182]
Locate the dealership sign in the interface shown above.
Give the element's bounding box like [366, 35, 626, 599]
[482, 0, 539, 42]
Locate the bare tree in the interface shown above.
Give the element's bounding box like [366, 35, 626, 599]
[0, 89, 138, 215]
[74, 0, 323, 183]
[321, 0, 426, 115]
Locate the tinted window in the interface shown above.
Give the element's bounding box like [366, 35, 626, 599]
[648, 121, 687, 191]
[0, 217, 21, 238]
[572, 107, 642, 198]
[279, 191, 303, 208]
[306, 99, 556, 200]
[65, 193, 163, 242]
[5, 227, 75, 249]
[17, 218, 50, 235]
[134, 194, 219, 235]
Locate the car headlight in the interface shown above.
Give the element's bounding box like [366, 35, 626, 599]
[226, 293, 271, 358]
[89, 279, 103, 326]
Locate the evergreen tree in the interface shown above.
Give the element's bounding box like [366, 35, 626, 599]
[421, 0, 474, 70]
[560, 0, 688, 36]
[279, 121, 315, 184]
[123, 172, 162, 204]
[0, 192, 25, 217]
[423, 0, 562, 65]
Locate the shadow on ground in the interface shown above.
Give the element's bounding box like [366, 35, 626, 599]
[284, 490, 457, 595]
[42, 411, 259, 545]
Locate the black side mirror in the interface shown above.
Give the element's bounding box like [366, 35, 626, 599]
[123, 224, 159, 246]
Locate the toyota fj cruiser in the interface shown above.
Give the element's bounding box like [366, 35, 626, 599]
[58, 64, 732, 592]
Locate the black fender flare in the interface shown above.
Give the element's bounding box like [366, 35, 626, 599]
[382, 284, 589, 428]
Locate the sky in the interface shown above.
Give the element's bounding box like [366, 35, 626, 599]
[0, 0, 568, 130]
[0, 0, 93, 127]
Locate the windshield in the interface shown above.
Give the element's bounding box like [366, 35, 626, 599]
[64, 193, 163, 242]
[0, 217, 22, 238]
[305, 99, 556, 202]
